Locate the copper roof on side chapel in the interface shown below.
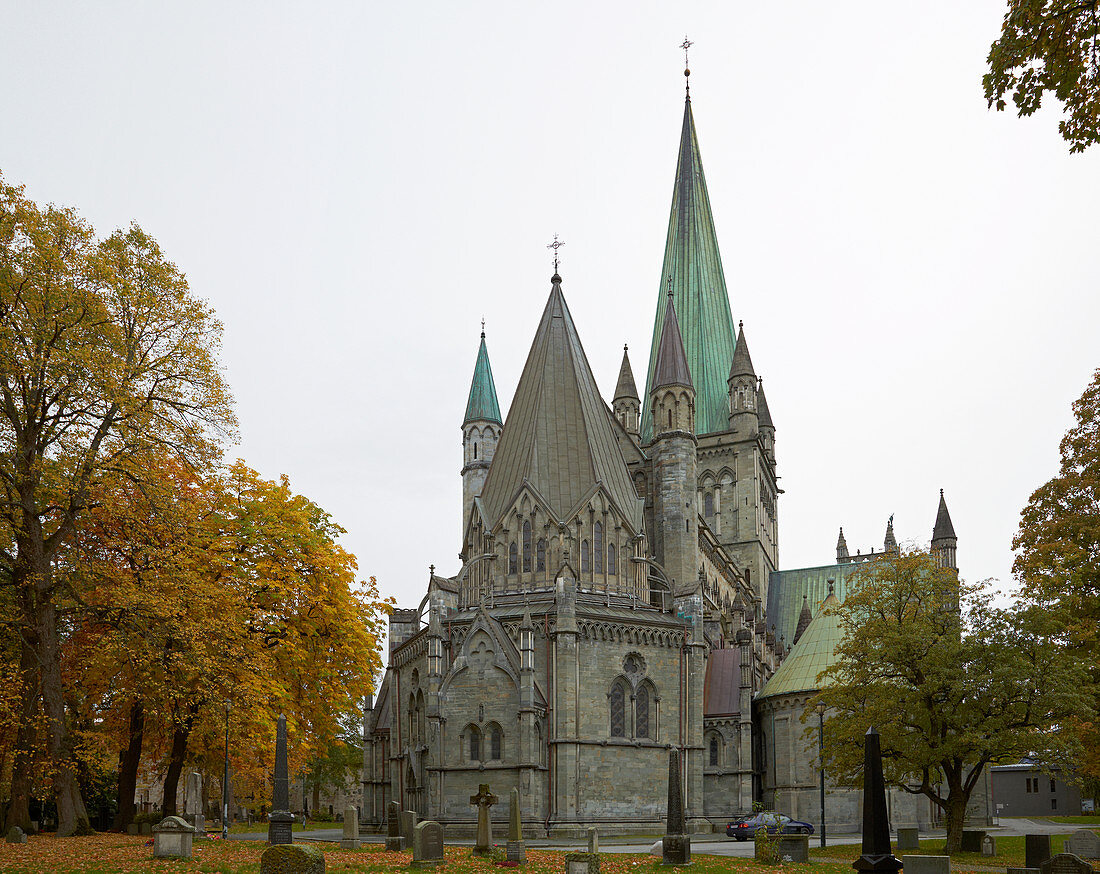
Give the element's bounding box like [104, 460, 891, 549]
[641, 95, 738, 439]
[477, 275, 644, 532]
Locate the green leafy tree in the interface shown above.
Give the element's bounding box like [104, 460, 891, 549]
[984, 1, 1100, 152]
[816, 550, 1090, 854]
[1013, 366, 1100, 779]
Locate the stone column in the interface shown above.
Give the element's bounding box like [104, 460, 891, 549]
[662, 749, 691, 865]
[267, 715, 295, 845]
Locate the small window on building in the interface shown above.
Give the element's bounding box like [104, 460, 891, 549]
[609, 682, 626, 737]
[594, 522, 604, 573]
[474, 442, 478, 459]
[491, 726, 502, 760]
[607, 542, 617, 575]
[522, 520, 532, 573]
[536, 538, 546, 572]
[508, 542, 518, 575]
[468, 727, 481, 761]
[1050, 778, 1057, 793]
[709, 736, 719, 767]
[1052, 798, 1057, 810]
[704, 492, 714, 518]
[635, 683, 650, 739]
[668, 409, 673, 429]
[581, 539, 591, 573]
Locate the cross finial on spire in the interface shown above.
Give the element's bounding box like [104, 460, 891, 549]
[681, 36, 694, 95]
[667, 274, 673, 297]
[547, 234, 565, 275]
[481, 317, 485, 338]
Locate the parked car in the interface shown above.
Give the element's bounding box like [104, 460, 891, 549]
[726, 812, 814, 840]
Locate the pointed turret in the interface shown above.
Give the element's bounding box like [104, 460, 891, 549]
[461, 329, 504, 549]
[727, 321, 758, 435]
[884, 515, 898, 554]
[836, 527, 849, 563]
[612, 344, 641, 437]
[641, 91, 737, 439]
[478, 274, 643, 533]
[793, 595, 813, 646]
[651, 290, 694, 434]
[931, 489, 958, 571]
[757, 377, 775, 464]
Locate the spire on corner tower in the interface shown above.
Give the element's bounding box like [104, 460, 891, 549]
[931, 489, 958, 572]
[836, 527, 849, 563]
[613, 344, 641, 437]
[651, 285, 695, 434]
[461, 328, 503, 549]
[727, 321, 758, 435]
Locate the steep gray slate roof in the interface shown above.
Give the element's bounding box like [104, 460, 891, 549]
[653, 293, 693, 390]
[728, 322, 756, 380]
[757, 380, 774, 429]
[932, 490, 956, 540]
[479, 275, 644, 531]
[613, 345, 639, 402]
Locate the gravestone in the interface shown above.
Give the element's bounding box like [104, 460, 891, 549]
[775, 835, 810, 863]
[340, 805, 359, 849]
[506, 786, 526, 863]
[141, 822, 153, 835]
[588, 827, 599, 854]
[897, 828, 920, 851]
[185, 771, 205, 835]
[385, 801, 405, 852]
[412, 820, 445, 868]
[260, 843, 326, 874]
[983, 835, 997, 856]
[268, 714, 295, 845]
[126, 823, 139, 836]
[1066, 831, 1100, 860]
[961, 830, 988, 853]
[1040, 854, 1095, 874]
[401, 809, 419, 845]
[901, 856, 950, 874]
[1007, 868, 1040, 874]
[853, 728, 902, 874]
[5, 826, 27, 844]
[1028, 834, 1054, 869]
[469, 783, 498, 856]
[661, 749, 690, 865]
[565, 832, 600, 874]
[152, 816, 195, 860]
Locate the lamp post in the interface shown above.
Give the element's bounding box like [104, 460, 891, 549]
[816, 700, 826, 847]
[223, 701, 230, 840]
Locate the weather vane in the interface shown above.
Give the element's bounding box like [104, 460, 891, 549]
[667, 274, 673, 296]
[547, 234, 565, 273]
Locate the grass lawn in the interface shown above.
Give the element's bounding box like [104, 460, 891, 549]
[0, 834, 854, 874]
[809, 834, 1089, 870]
[1042, 816, 1100, 826]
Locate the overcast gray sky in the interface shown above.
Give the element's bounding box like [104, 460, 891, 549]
[4, 2, 1097, 614]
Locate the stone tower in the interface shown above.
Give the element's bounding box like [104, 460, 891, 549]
[461, 329, 502, 545]
[649, 288, 698, 593]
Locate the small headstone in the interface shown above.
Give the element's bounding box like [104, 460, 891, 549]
[469, 783, 499, 857]
[385, 800, 405, 852]
[260, 843, 326, 874]
[1066, 831, 1100, 860]
[340, 805, 359, 849]
[897, 828, 920, 851]
[141, 822, 153, 835]
[185, 772, 202, 815]
[588, 827, 599, 854]
[1040, 853, 1095, 874]
[661, 749, 690, 865]
[506, 787, 526, 863]
[961, 830, 987, 853]
[649, 841, 663, 857]
[1007, 868, 1040, 874]
[1028, 834, 1054, 870]
[901, 856, 950, 874]
[775, 835, 810, 863]
[152, 816, 195, 860]
[5, 826, 27, 844]
[983, 835, 997, 857]
[565, 852, 600, 874]
[126, 823, 139, 836]
[401, 809, 419, 844]
[412, 820, 445, 868]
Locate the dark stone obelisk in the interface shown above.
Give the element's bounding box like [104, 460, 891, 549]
[267, 714, 295, 845]
[852, 727, 901, 873]
[662, 749, 691, 865]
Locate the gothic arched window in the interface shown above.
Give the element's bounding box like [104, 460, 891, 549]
[473, 442, 478, 459]
[635, 683, 651, 739]
[704, 492, 714, 518]
[467, 726, 481, 761]
[709, 735, 720, 767]
[607, 540, 617, 575]
[594, 522, 604, 573]
[490, 725, 502, 760]
[508, 542, 518, 575]
[609, 682, 626, 737]
[536, 538, 546, 573]
[581, 540, 591, 574]
[522, 520, 532, 573]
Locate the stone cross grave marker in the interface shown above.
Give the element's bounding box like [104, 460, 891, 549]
[340, 805, 359, 849]
[385, 800, 405, 851]
[507, 786, 527, 863]
[470, 783, 499, 856]
[1040, 853, 1095, 874]
[1066, 831, 1100, 860]
[413, 820, 445, 867]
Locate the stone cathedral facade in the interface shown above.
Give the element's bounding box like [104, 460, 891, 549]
[362, 77, 959, 836]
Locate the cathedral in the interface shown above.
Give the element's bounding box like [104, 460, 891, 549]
[362, 70, 960, 836]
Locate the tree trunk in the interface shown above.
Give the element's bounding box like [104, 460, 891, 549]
[4, 636, 39, 834]
[161, 705, 196, 817]
[943, 792, 969, 855]
[113, 699, 145, 831]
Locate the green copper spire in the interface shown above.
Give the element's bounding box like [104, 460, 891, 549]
[463, 329, 502, 426]
[641, 94, 737, 439]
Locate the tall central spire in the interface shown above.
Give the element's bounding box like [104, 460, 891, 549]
[641, 77, 738, 439]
